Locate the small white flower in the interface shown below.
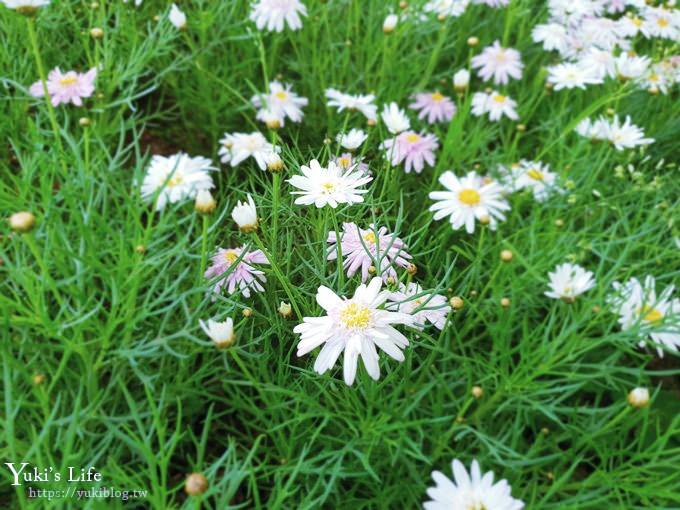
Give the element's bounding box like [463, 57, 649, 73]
[141, 153, 215, 211]
[615, 53, 650, 80]
[627, 387, 650, 408]
[336, 128, 368, 150]
[545, 263, 596, 302]
[195, 189, 216, 214]
[575, 116, 609, 141]
[424, 458, 525, 510]
[325, 88, 378, 121]
[249, 0, 307, 32]
[452, 68, 470, 91]
[471, 41, 524, 85]
[381, 102, 411, 134]
[387, 283, 451, 330]
[169, 3, 186, 29]
[547, 62, 603, 90]
[608, 275, 680, 357]
[231, 194, 258, 232]
[199, 318, 235, 349]
[294, 278, 413, 386]
[219, 132, 280, 170]
[471, 91, 518, 121]
[429, 171, 510, 234]
[501, 160, 562, 201]
[383, 13, 398, 33]
[604, 115, 654, 151]
[424, 0, 470, 18]
[251, 80, 308, 127]
[288, 159, 372, 209]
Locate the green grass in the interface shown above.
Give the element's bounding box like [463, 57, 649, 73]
[1, 0, 680, 508]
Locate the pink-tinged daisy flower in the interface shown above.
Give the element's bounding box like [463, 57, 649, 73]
[429, 171, 510, 234]
[387, 283, 451, 330]
[288, 159, 372, 209]
[204, 246, 269, 297]
[325, 88, 378, 121]
[333, 153, 370, 176]
[409, 92, 456, 124]
[473, 0, 508, 7]
[29, 67, 96, 107]
[471, 41, 524, 85]
[294, 278, 413, 386]
[327, 222, 412, 283]
[381, 131, 439, 174]
[471, 91, 518, 121]
[249, 0, 307, 32]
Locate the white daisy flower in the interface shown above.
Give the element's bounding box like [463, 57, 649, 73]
[288, 159, 372, 209]
[324, 88, 378, 121]
[249, 0, 307, 32]
[575, 116, 609, 141]
[380, 102, 411, 134]
[615, 53, 650, 81]
[336, 128, 368, 150]
[251, 80, 308, 127]
[501, 160, 561, 201]
[199, 318, 235, 349]
[471, 91, 519, 121]
[387, 283, 451, 330]
[547, 62, 603, 90]
[545, 263, 596, 302]
[579, 48, 617, 81]
[424, 458, 525, 510]
[140, 153, 215, 211]
[429, 171, 510, 234]
[532, 23, 569, 54]
[423, 0, 471, 18]
[1, 0, 50, 13]
[604, 115, 653, 151]
[471, 41, 524, 85]
[219, 132, 280, 170]
[294, 278, 413, 386]
[608, 275, 680, 357]
[640, 6, 679, 40]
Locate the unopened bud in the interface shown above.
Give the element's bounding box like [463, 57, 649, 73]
[9, 211, 35, 233]
[184, 473, 208, 496]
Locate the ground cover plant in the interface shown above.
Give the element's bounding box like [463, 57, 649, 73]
[1, 0, 680, 508]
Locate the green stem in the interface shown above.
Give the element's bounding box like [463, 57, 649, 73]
[26, 17, 67, 173]
[271, 172, 280, 260]
[330, 209, 345, 288]
[252, 233, 302, 319]
[199, 214, 209, 282]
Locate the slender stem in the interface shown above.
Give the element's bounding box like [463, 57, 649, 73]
[330, 209, 344, 288]
[199, 214, 209, 282]
[252, 233, 302, 319]
[271, 172, 280, 259]
[26, 17, 67, 173]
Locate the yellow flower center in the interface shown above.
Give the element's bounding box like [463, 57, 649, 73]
[166, 174, 183, 187]
[340, 302, 372, 329]
[632, 17, 642, 26]
[641, 305, 663, 324]
[648, 74, 660, 83]
[657, 17, 669, 27]
[527, 168, 544, 181]
[275, 91, 288, 100]
[406, 133, 420, 143]
[492, 94, 506, 103]
[338, 156, 351, 168]
[322, 181, 336, 192]
[458, 188, 481, 206]
[431, 91, 445, 102]
[59, 76, 78, 86]
[363, 232, 376, 244]
[223, 251, 239, 264]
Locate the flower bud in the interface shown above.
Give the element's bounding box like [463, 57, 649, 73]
[627, 387, 649, 408]
[9, 211, 35, 233]
[79, 117, 91, 127]
[199, 318, 235, 349]
[500, 249, 513, 262]
[467, 36, 479, 46]
[195, 190, 216, 214]
[471, 386, 483, 398]
[184, 473, 208, 496]
[90, 27, 104, 39]
[500, 297, 510, 308]
[383, 14, 398, 33]
[266, 152, 284, 173]
[449, 296, 464, 310]
[242, 308, 253, 318]
[452, 69, 470, 92]
[278, 301, 292, 318]
[231, 194, 258, 232]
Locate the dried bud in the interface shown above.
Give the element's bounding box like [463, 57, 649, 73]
[9, 211, 35, 233]
[242, 308, 253, 318]
[184, 473, 208, 496]
[406, 263, 417, 276]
